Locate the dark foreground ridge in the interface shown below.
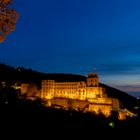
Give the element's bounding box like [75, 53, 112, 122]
[0, 87, 139, 139]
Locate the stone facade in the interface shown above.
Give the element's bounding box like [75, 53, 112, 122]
[19, 73, 135, 119]
[41, 73, 120, 116]
[41, 74, 105, 100]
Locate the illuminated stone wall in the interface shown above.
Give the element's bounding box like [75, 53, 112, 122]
[51, 98, 89, 111]
[40, 73, 120, 116]
[41, 73, 105, 100]
[19, 73, 134, 119]
[87, 73, 99, 86]
[41, 80, 55, 99]
[88, 104, 112, 116]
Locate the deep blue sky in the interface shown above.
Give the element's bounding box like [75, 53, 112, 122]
[0, 0, 140, 96]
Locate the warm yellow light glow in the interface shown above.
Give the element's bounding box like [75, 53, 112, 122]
[40, 73, 120, 117]
[20, 73, 135, 119]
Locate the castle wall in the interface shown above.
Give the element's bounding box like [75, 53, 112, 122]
[88, 104, 112, 116]
[40, 73, 120, 115]
[50, 98, 90, 111]
[41, 74, 105, 101]
[46, 98, 113, 117]
[19, 73, 135, 119]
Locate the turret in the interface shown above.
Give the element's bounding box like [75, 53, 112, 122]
[87, 73, 99, 87]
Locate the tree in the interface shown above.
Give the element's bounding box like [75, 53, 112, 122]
[0, 0, 19, 43]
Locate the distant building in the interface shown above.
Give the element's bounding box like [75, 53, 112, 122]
[19, 73, 135, 119]
[41, 73, 120, 117]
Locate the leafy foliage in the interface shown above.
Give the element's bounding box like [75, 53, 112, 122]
[0, 0, 19, 42]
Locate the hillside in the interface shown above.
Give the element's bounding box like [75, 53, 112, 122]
[0, 63, 86, 83]
[100, 83, 138, 110]
[0, 63, 138, 110]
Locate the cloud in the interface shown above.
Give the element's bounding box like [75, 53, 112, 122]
[113, 85, 140, 93]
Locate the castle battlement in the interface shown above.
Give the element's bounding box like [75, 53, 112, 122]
[41, 73, 105, 100]
[40, 73, 120, 116]
[19, 73, 135, 119]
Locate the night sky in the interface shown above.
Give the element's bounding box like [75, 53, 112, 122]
[0, 0, 140, 97]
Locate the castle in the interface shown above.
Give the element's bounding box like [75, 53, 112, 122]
[41, 73, 121, 117]
[20, 73, 136, 119]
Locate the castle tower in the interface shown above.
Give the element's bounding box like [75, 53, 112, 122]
[87, 73, 99, 87]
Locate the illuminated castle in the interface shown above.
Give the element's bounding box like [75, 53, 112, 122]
[20, 73, 135, 119]
[41, 73, 120, 117]
[41, 73, 104, 100]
